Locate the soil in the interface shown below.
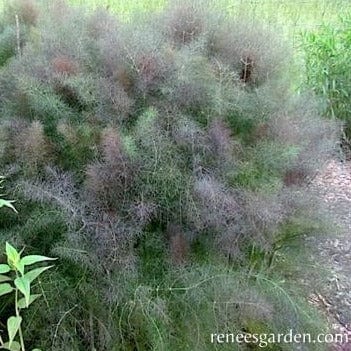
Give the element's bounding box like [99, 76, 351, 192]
[308, 158, 351, 350]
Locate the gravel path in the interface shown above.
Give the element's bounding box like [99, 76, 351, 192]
[308, 159, 351, 350]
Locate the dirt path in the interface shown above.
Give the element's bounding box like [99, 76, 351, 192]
[308, 159, 351, 350]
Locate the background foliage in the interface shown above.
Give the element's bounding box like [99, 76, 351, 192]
[301, 14, 351, 141]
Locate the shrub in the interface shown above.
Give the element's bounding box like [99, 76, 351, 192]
[0, 26, 17, 67]
[14, 120, 51, 176]
[0, 0, 38, 68]
[162, 2, 206, 47]
[4, 0, 40, 27]
[207, 19, 290, 87]
[85, 127, 136, 211]
[0, 1, 339, 349]
[0, 176, 17, 213]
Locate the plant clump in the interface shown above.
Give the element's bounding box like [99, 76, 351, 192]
[0, 1, 339, 350]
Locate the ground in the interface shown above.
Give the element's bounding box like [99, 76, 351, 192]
[309, 158, 351, 350]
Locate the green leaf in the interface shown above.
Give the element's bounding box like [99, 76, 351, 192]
[5, 244, 24, 275]
[1, 341, 21, 351]
[5, 243, 19, 261]
[24, 266, 53, 283]
[18, 294, 41, 309]
[7, 316, 22, 348]
[5, 243, 20, 268]
[0, 199, 17, 213]
[14, 276, 30, 307]
[0, 274, 11, 283]
[32, 349, 42, 351]
[0, 283, 13, 297]
[21, 255, 57, 266]
[15, 261, 24, 276]
[0, 264, 10, 274]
